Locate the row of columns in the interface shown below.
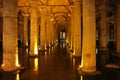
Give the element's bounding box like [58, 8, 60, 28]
[2, 0, 120, 73]
[1, 0, 57, 71]
[69, 0, 116, 73]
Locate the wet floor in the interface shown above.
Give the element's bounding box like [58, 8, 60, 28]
[0, 42, 120, 80]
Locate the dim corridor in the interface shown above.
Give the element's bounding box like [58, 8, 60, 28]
[0, 42, 120, 80]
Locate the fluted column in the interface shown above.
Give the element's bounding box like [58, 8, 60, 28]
[23, 13, 29, 48]
[116, 1, 120, 55]
[80, 0, 96, 73]
[73, 0, 82, 57]
[40, 8, 47, 50]
[99, 5, 108, 51]
[2, 0, 20, 71]
[30, 8, 38, 56]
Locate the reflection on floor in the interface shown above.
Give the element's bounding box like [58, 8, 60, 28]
[0, 42, 120, 80]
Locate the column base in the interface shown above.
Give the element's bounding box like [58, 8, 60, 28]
[38, 49, 47, 52]
[97, 49, 109, 68]
[67, 49, 74, 53]
[23, 45, 29, 48]
[46, 45, 51, 49]
[29, 52, 38, 57]
[77, 67, 101, 75]
[73, 52, 81, 57]
[0, 66, 25, 73]
[99, 47, 108, 51]
[29, 54, 38, 57]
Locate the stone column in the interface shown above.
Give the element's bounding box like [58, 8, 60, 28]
[80, 0, 96, 73]
[98, 5, 109, 67]
[73, 0, 82, 57]
[66, 16, 71, 48]
[40, 8, 47, 50]
[99, 5, 108, 51]
[2, 0, 19, 71]
[49, 18, 54, 46]
[53, 24, 57, 44]
[116, 1, 120, 55]
[70, 6, 74, 50]
[46, 15, 51, 48]
[23, 13, 29, 48]
[30, 8, 38, 56]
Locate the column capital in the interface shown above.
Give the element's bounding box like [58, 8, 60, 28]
[69, 6, 74, 11]
[22, 13, 29, 17]
[39, 6, 47, 14]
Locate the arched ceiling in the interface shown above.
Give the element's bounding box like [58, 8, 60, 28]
[18, 0, 73, 6]
[0, 0, 117, 32]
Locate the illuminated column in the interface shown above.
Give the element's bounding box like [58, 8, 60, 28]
[40, 8, 47, 50]
[50, 19, 54, 46]
[99, 5, 108, 51]
[30, 8, 38, 56]
[70, 7, 74, 50]
[23, 13, 29, 47]
[80, 0, 96, 73]
[46, 16, 51, 48]
[116, 1, 120, 55]
[2, 0, 19, 71]
[53, 25, 57, 44]
[73, 0, 82, 57]
[66, 16, 71, 47]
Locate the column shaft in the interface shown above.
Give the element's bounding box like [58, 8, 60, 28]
[73, 0, 82, 56]
[50, 20, 54, 46]
[116, 2, 120, 54]
[46, 17, 51, 48]
[99, 5, 108, 50]
[2, 0, 19, 71]
[23, 14, 29, 47]
[30, 8, 38, 56]
[40, 11, 46, 50]
[70, 7, 74, 50]
[81, 0, 96, 73]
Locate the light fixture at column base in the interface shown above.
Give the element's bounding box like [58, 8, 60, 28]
[77, 67, 101, 75]
[0, 66, 25, 74]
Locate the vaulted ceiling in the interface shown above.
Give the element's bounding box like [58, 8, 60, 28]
[0, 0, 117, 32]
[18, 0, 73, 6]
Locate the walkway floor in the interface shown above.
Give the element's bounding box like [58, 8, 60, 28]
[0, 43, 120, 80]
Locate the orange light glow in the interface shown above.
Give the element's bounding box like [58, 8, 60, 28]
[79, 56, 83, 68]
[1, 64, 4, 67]
[45, 52, 47, 63]
[26, 42, 28, 47]
[34, 58, 38, 71]
[73, 58, 75, 69]
[73, 51, 75, 56]
[34, 44, 38, 55]
[80, 76, 83, 80]
[16, 74, 20, 80]
[26, 48, 29, 54]
[45, 44, 47, 50]
[16, 53, 20, 67]
[70, 41, 73, 49]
